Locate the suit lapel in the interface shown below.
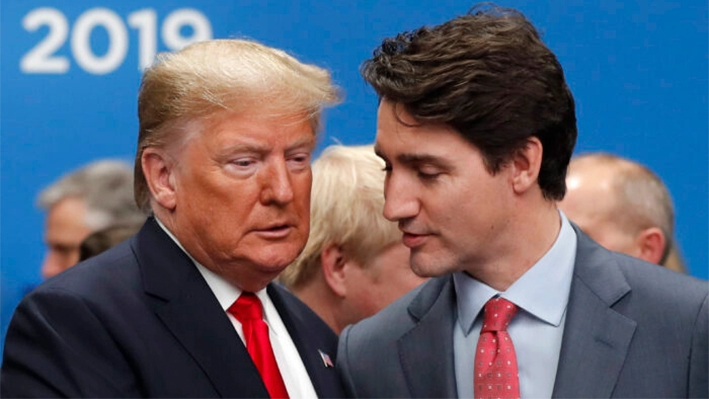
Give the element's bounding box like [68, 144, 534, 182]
[268, 284, 339, 397]
[398, 276, 458, 398]
[134, 218, 269, 398]
[552, 228, 637, 398]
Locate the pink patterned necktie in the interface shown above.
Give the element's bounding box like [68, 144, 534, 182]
[228, 293, 289, 399]
[474, 297, 520, 399]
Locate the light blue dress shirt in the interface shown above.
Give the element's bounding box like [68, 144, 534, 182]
[453, 212, 577, 398]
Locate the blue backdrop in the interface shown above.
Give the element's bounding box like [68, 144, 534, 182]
[2, 0, 707, 354]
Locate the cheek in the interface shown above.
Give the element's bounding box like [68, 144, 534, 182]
[293, 174, 312, 212]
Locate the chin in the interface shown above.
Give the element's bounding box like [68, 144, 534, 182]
[410, 255, 452, 278]
[255, 249, 301, 272]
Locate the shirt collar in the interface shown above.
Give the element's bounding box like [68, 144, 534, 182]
[454, 211, 577, 335]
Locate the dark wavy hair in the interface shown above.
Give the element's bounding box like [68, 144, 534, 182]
[361, 4, 577, 200]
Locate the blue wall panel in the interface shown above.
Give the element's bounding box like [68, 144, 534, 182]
[2, 0, 707, 354]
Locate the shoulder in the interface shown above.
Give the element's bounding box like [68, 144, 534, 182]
[615, 252, 707, 314]
[13, 238, 147, 336]
[36, 239, 141, 302]
[341, 276, 450, 350]
[575, 231, 707, 320]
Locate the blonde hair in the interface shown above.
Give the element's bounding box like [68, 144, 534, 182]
[280, 145, 402, 289]
[134, 39, 341, 211]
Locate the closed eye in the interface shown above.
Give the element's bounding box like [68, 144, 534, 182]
[418, 171, 441, 179]
[233, 159, 256, 168]
[287, 152, 311, 171]
[416, 165, 442, 180]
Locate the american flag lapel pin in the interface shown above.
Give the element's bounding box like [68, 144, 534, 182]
[318, 349, 334, 368]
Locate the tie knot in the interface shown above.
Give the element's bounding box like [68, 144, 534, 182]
[481, 297, 517, 333]
[229, 292, 263, 322]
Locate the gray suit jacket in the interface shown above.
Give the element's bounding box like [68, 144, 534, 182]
[337, 228, 708, 398]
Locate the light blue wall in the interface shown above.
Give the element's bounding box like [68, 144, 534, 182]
[2, 0, 707, 353]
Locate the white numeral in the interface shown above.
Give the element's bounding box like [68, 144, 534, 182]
[20, 7, 213, 75]
[71, 8, 128, 75]
[162, 9, 213, 51]
[127, 9, 157, 71]
[20, 8, 69, 74]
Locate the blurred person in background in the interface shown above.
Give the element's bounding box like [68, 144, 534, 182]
[78, 222, 144, 261]
[37, 159, 147, 278]
[279, 144, 426, 334]
[560, 152, 685, 273]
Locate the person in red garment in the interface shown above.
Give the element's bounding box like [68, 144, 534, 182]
[2, 39, 344, 398]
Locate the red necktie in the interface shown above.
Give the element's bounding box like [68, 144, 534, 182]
[474, 297, 520, 399]
[228, 293, 290, 399]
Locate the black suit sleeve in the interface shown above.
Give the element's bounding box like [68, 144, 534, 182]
[1, 288, 141, 397]
[689, 293, 708, 398]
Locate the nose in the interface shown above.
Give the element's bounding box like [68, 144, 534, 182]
[382, 172, 420, 222]
[260, 159, 295, 206]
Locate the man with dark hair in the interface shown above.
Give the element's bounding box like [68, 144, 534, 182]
[337, 5, 707, 398]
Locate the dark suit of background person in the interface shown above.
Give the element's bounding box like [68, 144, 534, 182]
[336, 5, 708, 399]
[1, 39, 343, 397]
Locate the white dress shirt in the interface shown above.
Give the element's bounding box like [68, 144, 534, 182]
[156, 219, 318, 399]
[453, 211, 577, 398]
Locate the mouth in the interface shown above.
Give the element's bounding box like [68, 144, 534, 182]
[401, 232, 429, 248]
[253, 224, 294, 239]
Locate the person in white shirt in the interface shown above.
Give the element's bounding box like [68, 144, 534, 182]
[2, 38, 344, 398]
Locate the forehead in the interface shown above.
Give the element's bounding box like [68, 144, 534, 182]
[45, 197, 91, 240]
[47, 197, 86, 224]
[190, 110, 316, 148]
[374, 100, 473, 161]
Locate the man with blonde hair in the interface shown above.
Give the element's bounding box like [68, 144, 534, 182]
[560, 152, 684, 272]
[36, 159, 147, 278]
[2, 39, 344, 398]
[280, 145, 425, 334]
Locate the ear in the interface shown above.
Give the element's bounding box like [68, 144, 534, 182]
[320, 243, 348, 297]
[634, 227, 666, 265]
[141, 147, 177, 211]
[510, 137, 543, 195]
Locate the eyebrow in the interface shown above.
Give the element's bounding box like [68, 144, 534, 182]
[396, 153, 450, 168]
[374, 146, 453, 170]
[221, 136, 315, 157]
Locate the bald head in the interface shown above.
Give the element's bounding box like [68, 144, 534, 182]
[560, 153, 675, 266]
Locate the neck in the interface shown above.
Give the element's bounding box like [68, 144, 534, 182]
[292, 277, 343, 334]
[466, 199, 561, 292]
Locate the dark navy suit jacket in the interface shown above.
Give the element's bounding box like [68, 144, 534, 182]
[1, 217, 344, 398]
